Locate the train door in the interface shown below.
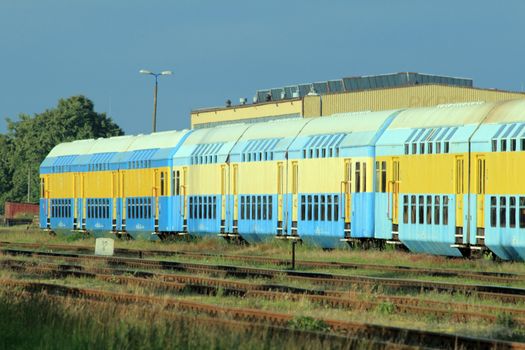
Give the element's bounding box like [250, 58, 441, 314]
[154, 169, 159, 232]
[291, 161, 299, 236]
[277, 162, 284, 235]
[182, 167, 187, 231]
[111, 171, 118, 232]
[476, 155, 486, 243]
[74, 173, 81, 230]
[455, 156, 465, 240]
[342, 159, 352, 237]
[232, 164, 239, 233]
[221, 165, 227, 233]
[391, 158, 400, 225]
[40, 176, 49, 229]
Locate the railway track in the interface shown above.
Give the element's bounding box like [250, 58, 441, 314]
[3, 247, 525, 305]
[3, 258, 525, 326]
[1, 240, 523, 285]
[1, 278, 523, 350]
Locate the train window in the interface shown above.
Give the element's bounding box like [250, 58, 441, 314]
[492, 140, 497, 152]
[204, 197, 209, 219]
[314, 195, 319, 221]
[257, 196, 262, 220]
[329, 148, 333, 157]
[444, 142, 450, 153]
[511, 139, 517, 152]
[355, 163, 361, 193]
[240, 197, 244, 220]
[315, 149, 320, 158]
[412, 143, 417, 154]
[209, 196, 213, 219]
[301, 196, 306, 220]
[308, 195, 313, 221]
[434, 196, 440, 225]
[189, 198, 193, 219]
[321, 195, 326, 221]
[327, 196, 332, 221]
[510, 197, 516, 228]
[501, 140, 507, 152]
[252, 196, 256, 220]
[403, 195, 408, 224]
[334, 195, 339, 220]
[426, 196, 432, 225]
[363, 163, 367, 192]
[148, 198, 152, 218]
[500, 197, 507, 228]
[160, 172, 165, 196]
[436, 142, 441, 154]
[520, 197, 525, 229]
[194, 197, 198, 219]
[420, 143, 425, 154]
[381, 161, 387, 193]
[262, 196, 267, 220]
[267, 196, 272, 220]
[245, 196, 250, 220]
[411, 195, 416, 224]
[418, 195, 424, 224]
[404, 144, 409, 155]
[521, 138, 525, 151]
[443, 196, 449, 225]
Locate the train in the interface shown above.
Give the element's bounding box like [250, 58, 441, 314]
[39, 98, 525, 260]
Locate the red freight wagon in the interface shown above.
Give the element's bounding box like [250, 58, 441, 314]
[4, 202, 39, 226]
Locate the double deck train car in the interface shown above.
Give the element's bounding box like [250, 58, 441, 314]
[40, 99, 525, 260]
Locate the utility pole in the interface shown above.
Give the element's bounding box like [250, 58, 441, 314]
[27, 167, 30, 203]
[139, 69, 173, 133]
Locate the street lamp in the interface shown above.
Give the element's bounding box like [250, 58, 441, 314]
[139, 69, 172, 132]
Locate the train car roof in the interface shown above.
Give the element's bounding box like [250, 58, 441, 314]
[388, 102, 496, 129]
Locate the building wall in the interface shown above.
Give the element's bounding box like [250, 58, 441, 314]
[315, 85, 525, 117]
[191, 84, 525, 127]
[191, 99, 302, 128]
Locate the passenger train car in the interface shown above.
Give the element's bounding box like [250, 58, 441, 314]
[40, 99, 525, 260]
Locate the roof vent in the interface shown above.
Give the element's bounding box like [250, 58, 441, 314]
[239, 97, 247, 105]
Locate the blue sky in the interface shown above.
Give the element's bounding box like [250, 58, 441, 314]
[1, 0, 524, 135]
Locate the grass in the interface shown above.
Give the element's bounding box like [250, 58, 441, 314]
[0, 290, 364, 350]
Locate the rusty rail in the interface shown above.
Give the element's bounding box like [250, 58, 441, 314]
[1, 240, 524, 285]
[3, 258, 525, 327]
[1, 278, 524, 350]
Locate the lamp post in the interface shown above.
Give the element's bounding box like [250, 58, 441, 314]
[139, 69, 172, 132]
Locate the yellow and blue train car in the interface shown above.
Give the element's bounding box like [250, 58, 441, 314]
[374, 101, 523, 257]
[469, 99, 525, 260]
[227, 118, 307, 243]
[173, 124, 249, 236]
[284, 111, 398, 247]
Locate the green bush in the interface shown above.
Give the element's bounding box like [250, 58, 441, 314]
[288, 316, 330, 332]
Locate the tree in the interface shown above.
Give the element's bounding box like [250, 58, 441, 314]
[0, 95, 124, 214]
